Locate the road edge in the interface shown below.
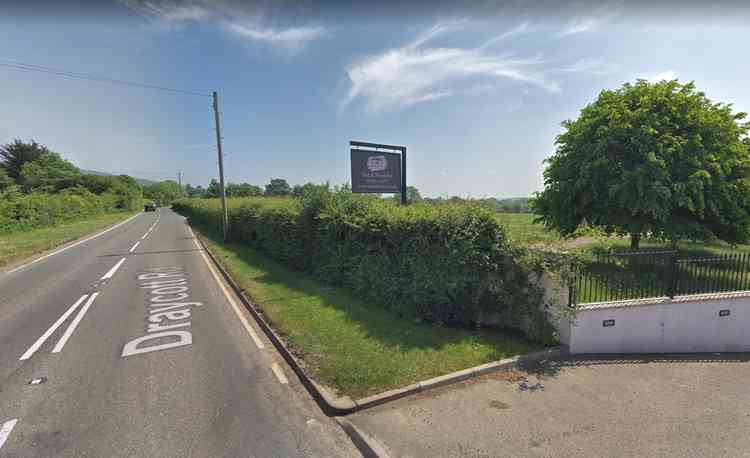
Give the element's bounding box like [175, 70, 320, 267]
[189, 222, 562, 416]
[2, 211, 142, 275]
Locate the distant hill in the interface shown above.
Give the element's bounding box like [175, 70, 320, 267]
[80, 169, 158, 187]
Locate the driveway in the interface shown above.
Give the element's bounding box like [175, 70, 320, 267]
[348, 353, 750, 457]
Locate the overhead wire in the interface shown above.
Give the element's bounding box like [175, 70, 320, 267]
[0, 60, 211, 98]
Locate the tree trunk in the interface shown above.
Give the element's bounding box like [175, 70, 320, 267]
[630, 233, 641, 251]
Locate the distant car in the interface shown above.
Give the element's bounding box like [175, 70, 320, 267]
[144, 202, 157, 212]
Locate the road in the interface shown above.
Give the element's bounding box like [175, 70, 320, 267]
[0, 208, 358, 457]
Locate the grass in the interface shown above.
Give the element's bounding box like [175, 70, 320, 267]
[193, 223, 540, 399]
[584, 237, 750, 256]
[0, 211, 138, 268]
[493, 213, 563, 245]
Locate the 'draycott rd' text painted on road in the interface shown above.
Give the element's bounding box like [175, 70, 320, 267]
[121, 267, 203, 357]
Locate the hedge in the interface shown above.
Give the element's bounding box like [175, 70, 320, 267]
[173, 191, 555, 343]
[0, 186, 134, 235]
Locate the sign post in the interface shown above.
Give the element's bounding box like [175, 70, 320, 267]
[349, 141, 407, 204]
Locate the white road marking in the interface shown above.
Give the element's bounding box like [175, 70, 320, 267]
[52, 292, 100, 353]
[101, 257, 127, 280]
[30, 378, 44, 385]
[5, 212, 141, 275]
[129, 241, 141, 253]
[0, 419, 18, 451]
[270, 362, 289, 384]
[141, 233, 149, 240]
[189, 226, 265, 350]
[19, 295, 88, 360]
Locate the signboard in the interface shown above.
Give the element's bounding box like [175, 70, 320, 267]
[350, 149, 402, 193]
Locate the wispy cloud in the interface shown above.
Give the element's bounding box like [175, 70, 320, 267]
[559, 0, 624, 36]
[556, 58, 620, 75]
[643, 70, 678, 83]
[121, 1, 326, 52]
[340, 22, 559, 114]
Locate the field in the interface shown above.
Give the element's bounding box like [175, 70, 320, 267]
[493, 213, 563, 245]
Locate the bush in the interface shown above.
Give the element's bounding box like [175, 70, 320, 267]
[0, 185, 129, 234]
[173, 191, 556, 343]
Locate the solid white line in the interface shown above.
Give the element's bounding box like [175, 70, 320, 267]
[101, 257, 127, 280]
[270, 362, 289, 384]
[129, 241, 141, 253]
[5, 212, 141, 274]
[141, 233, 149, 240]
[51, 292, 99, 353]
[0, 419, 18, 451]
[189, 226, 265, 350]
[19, 295, 88, 360]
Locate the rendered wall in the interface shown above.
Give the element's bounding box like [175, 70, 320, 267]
[566, 293, 750, 354]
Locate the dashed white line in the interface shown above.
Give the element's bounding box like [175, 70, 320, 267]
[5, 212, 141, 275]
[129, 241, 141, 253]
[0, 419, 18, 451]
[270, 362, 289, 384]
[141, 232, 149, 240]
[189, 226, 265, 350]
[52, 292, 100, 353]
[101, 257, 127, 280]
[19, 295, 88, 361]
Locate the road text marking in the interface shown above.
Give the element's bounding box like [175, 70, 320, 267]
[52, 292, 100, 353]
[271, 362, 289, 384]
[122, 267, 201, 357]
[5, 212, 141, 274]
[101, 257, 127, 280]
[20, 295, 88, 360]
[129, 241, 141, 253]
[189, 226, 265, 350]
[0, 419, 18, 451]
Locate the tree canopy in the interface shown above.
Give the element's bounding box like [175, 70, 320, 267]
[143, 180, 184, 205]
[264, 178, 292, 196]
[532, 79, 750, 249]
[0, 139, 50, 179]
[19, 152, 81, 193]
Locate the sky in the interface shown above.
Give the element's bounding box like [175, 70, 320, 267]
[1, 0, 750, 198]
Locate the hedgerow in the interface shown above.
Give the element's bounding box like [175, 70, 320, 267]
[174, 191, 557, 343]
[0, 185, 133, 235]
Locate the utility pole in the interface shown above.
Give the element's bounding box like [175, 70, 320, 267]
[212, 91, 229, 241]
[177, 172, 182, 187]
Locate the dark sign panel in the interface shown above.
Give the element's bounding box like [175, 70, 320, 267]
[351, 149, 402, 193]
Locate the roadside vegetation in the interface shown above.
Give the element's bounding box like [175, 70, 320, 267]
[194, 223, 539, 397]
[0, 211, 138, 268]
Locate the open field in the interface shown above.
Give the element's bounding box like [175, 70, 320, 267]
[193, 223, 539, 398]
[0, 210, 138, 268]
[493, 213, 563, 245]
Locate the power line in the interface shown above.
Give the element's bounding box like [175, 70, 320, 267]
[0, 60, 211, 98]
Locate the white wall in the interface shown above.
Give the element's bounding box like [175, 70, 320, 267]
[566, 293, 750, 354]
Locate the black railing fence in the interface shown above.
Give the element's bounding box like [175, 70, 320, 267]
[569, 251, 750, 306]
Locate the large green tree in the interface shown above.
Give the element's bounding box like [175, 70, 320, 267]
[143, 180, 184, 205]
[533, 79, 750, 249]
[0, 168, 13, 191]
[19, 152, 81, 193]
[0, 139, 50, 180]
[264, 178, 291, 196]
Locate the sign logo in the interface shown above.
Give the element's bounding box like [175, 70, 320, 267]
[367, 155, 388, 172]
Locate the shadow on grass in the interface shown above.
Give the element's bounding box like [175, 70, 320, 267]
[194, 223, 538, 355]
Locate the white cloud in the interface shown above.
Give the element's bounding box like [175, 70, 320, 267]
[222, 21, 326, 51]
[559, 1, 624, 36]
[340, 22, 560, 114]
[480, 21, 530, 49]
[556, 58, 620, 75]
[643, 70, 678, 83]
[121, 1, 326, 52]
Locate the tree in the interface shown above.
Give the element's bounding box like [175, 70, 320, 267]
[532, 79, 750, 249]
[264, 178, 291, 196]
[206, 179, 221, 198]
[235, 182, 263, 197]
[391, 186, 422, 203]
[142, 180, 183, 205]
[19, 152, 81, 193]
[292, 182, 329, 198]
[0, 139, 51, 180]
[0, 168, 13, 191]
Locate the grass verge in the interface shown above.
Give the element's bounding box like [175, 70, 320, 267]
[0, 211, 138, 268]
[193, 223, 541, 399]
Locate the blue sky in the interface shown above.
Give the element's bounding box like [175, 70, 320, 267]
[2, 0, 749, 197]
